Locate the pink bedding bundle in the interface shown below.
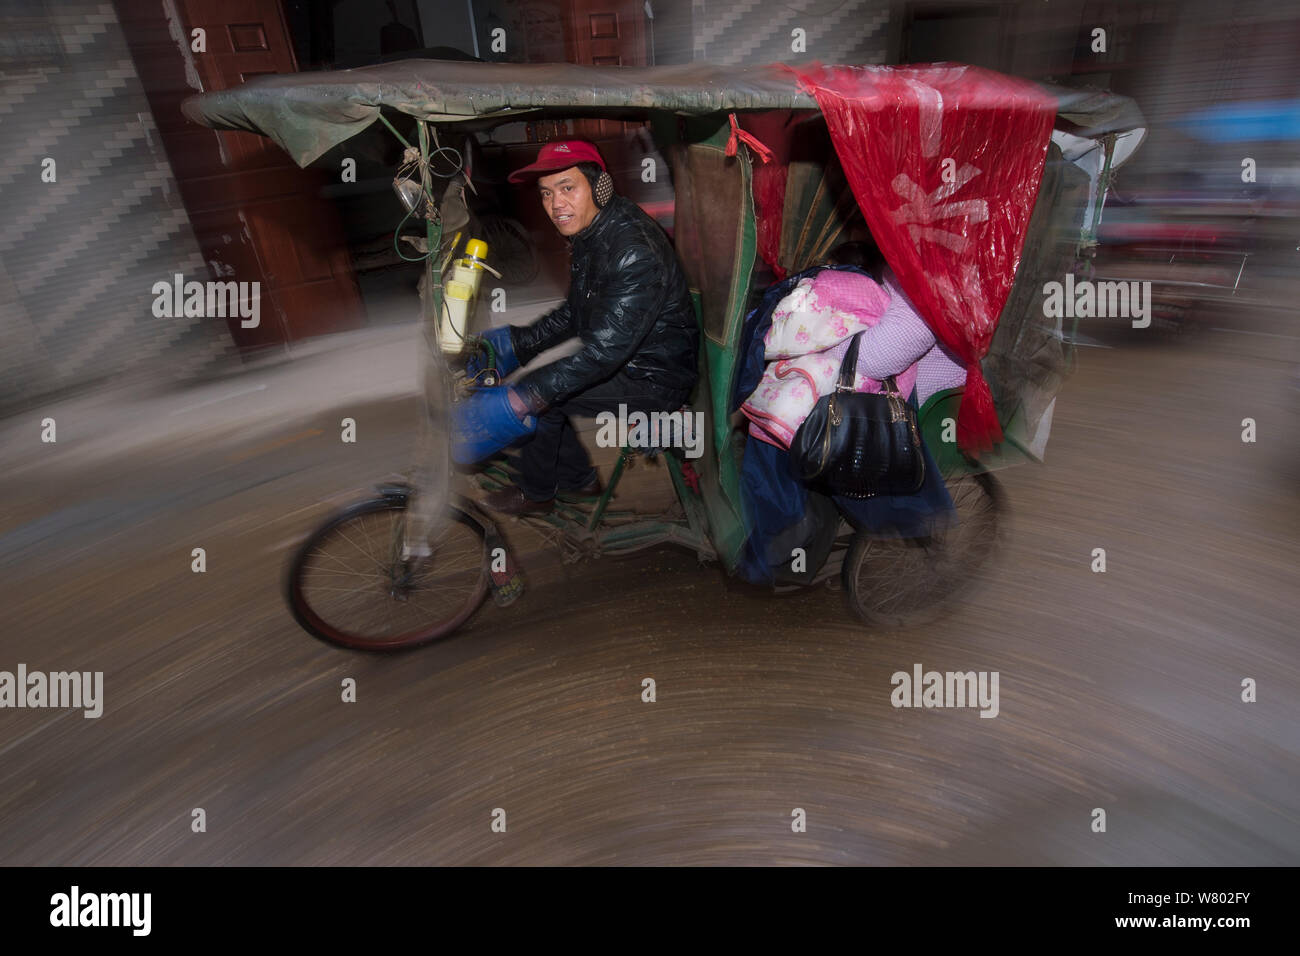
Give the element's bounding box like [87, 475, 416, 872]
[742, 270, 918, 448]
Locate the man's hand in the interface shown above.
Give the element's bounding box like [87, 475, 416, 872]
[451, 386, 538, 464]
[465, 326, 519, 382]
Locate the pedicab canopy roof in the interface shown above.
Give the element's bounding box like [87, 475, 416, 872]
[184, 61, 1144, 454]
[182, 60, 1143, 169]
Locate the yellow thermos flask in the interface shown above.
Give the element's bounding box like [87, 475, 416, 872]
[440, 238, 490, 354]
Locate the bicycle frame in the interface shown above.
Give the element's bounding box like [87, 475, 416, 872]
[475, 445, 716, 563]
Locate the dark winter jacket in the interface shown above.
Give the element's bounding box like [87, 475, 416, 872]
[510, 195, 699, 408]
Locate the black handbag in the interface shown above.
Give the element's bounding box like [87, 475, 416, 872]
[787, 332, 926, 498]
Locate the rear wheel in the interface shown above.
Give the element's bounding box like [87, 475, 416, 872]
[843, 471, 1004, 628]
[287, 497, 488, 651]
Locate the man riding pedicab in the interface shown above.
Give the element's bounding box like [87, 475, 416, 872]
[452, 140, 699, 514]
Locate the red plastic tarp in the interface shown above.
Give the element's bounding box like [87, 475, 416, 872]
[786, 63, 1057, 453]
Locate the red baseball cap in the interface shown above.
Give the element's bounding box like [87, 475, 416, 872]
[508, 140, 607, 184]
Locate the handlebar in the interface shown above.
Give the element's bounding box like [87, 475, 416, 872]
[453, 337, 501, 397]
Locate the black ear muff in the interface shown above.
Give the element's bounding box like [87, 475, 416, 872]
[594, 170, 614, 207]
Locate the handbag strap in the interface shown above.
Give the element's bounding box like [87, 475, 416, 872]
[835, 333, 862, 392]
[835, 332, 902, 397]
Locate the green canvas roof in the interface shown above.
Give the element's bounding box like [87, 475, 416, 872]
[182, 60, 1144, 168]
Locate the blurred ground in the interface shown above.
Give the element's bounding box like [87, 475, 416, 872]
[0, 292, 1297, 865]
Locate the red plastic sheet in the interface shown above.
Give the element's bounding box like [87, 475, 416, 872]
[734, 112, 798, 280]
[785, 64, 1057, 453]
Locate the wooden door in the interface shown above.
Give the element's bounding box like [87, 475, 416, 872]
[117, 0, 364, 349]
[567, 0, 648, 140]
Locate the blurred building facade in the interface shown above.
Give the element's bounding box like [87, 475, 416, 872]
[0, 0, 231, 413]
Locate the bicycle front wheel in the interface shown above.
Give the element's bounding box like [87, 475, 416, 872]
[287, 497, 488, 651]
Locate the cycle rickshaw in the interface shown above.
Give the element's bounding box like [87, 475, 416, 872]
[183, 60, 1145, 650]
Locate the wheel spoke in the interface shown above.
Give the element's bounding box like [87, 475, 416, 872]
[290, 502, 488, 649]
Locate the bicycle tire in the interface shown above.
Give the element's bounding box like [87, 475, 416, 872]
[287, 496, 488, 651]
[842, 471, 1004, 628]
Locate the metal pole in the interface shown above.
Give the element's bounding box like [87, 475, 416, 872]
[403, 118, 451, 560]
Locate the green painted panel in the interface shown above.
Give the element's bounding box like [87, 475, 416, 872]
[919, 387, 1038, 477]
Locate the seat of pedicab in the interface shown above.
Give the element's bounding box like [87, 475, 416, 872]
[616, 402, 697, 459]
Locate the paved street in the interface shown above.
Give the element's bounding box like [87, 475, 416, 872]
[1, 305, 1297, 864]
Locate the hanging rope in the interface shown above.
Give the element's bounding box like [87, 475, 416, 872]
[725, 113, 774, 164]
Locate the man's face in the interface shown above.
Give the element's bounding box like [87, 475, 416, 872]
[538, 166, 599, 237]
